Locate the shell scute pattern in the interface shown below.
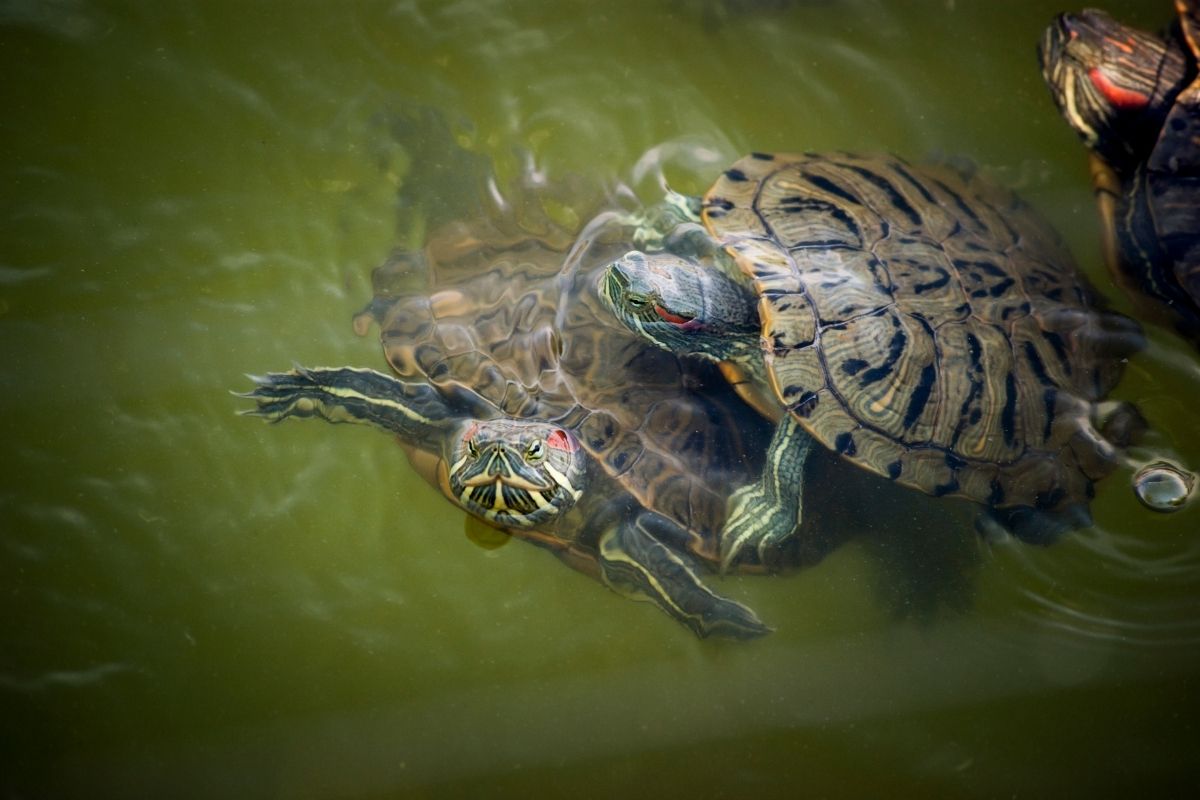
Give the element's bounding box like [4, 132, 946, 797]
[703, 152, 1126, 513]
[760, 291, 816, 351]
[365, 220, 766, 539]
[768, 343, 825, 410]
[821, 309, 940, 443]
[874, 237, 971, 325]
[793, 249, 893, 325]
[791, 387, 843, 452]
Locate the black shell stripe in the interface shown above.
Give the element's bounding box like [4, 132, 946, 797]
[702, 151, 1130, 515]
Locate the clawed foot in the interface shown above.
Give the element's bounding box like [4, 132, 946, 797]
[600, 516, 771, 639]
[693, 590, 772, 640]
[719, 417, 810, 572]
[720, 481, 801, 572]
[238, 369, 318, 422]
[617, 191, 706, 253]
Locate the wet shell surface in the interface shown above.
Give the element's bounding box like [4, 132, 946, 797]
[702, 152, 1137, 517]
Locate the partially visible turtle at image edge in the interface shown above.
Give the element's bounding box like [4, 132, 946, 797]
[244, 211, 782, 639]
[602, 151, 1149, 567]
[1039, 0, 1200, 342]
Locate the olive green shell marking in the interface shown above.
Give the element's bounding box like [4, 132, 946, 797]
[703, 152, 1128, 514]
[357, 220, 769, 563]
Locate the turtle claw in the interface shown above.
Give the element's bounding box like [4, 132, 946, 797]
[601, 514, 772, 639]
[621, 195, 705, 252]
[719, 481, 800, 572]
[700, 595, 773, 640]
[237, 371, 308, 422]
[719, 416, 810, 572]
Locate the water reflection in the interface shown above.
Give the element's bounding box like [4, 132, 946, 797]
[3, 0, 1199, 795]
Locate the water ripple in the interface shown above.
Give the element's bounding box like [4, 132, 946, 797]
[1002, 519, 1200, 649]
[0, 0, 112, 41]
[0, 662, 137, 693]
[0, 265, 52, 285]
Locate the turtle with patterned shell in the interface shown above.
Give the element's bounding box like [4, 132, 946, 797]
[602, 151, 1146, 568]
[1039, 0, 1200, 342]
[244, 212, 780, 639]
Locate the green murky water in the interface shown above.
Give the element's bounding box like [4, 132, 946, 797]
[3, 1, 1199, 796]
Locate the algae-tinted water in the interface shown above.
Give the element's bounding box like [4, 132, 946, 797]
[2, 1, 1198, 796]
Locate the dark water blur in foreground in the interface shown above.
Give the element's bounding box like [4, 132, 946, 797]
[2, 1, 1198, 796]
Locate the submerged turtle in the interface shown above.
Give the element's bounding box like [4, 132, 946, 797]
[601, 151, 1143, 567]
[1039, 1, 1200, 341]
[245, 214, 778, 639]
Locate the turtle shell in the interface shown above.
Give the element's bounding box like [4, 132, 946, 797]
[701, 151, 1138, 518]
[1141, 0, 1200, 313]
[356, 212, 772, 564]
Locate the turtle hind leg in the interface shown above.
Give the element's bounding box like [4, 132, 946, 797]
[720, 416, 812, 572]
[975, 503, 1091, 546]
[597, 512, 771, 640]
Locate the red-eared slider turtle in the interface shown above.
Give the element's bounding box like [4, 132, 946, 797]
[601, 152, 1142, 567]
[244, 215, 776, 639]
[1039, 1, 1200, 341]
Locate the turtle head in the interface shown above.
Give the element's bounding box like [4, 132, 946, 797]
[446, 419, 586, 530]
[600, 250, 759, 361]
[1038, 9, 1188, 167]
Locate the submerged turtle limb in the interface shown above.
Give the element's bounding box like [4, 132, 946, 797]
[597, 510, 770, 639]
[240, 366, 455, 450]
[615, 190, 716, 255]
[241, 366, 587, 533]
[242, 366, 770, 639]
[720, 416, 812, 571]
[599, 250, 813, 568]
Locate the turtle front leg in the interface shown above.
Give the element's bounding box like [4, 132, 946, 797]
[610, 191, 714, 254]
[597, 511, 770, 639]
[720, 416, 812, 572]
[239, 366, 455, 452]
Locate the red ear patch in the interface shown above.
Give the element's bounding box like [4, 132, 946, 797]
[654, 304, 695, 325]
[546, 429, 577, 452]
[1088, 67, 1150, 110]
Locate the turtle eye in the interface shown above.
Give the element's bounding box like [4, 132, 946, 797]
[625, 292, 650, 309]
[466, 438, 480, 458]
[1063, 33, 1095, 63]
[525, 440, 545, 463]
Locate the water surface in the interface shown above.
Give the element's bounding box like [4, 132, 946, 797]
[2, 1, 1198, 796]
